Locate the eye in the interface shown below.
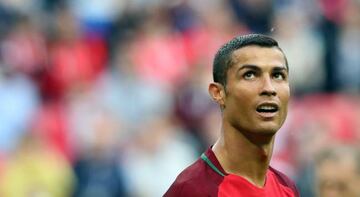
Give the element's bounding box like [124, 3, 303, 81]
[243, 71, 256, 80]
[273, 72, 286, 80]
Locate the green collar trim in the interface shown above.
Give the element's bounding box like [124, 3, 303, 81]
[201, 153, 226, 177]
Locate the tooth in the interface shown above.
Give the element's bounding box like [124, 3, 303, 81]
[260, 106, 275, 110]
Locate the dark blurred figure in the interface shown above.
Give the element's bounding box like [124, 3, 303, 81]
[173, 65, 217, 153]
[71, 107, 128, 197]
[318, 0, 348, 92]
[0, 2, 17, 39]
[228, 0, 274, 33]
[168, 0, 200, 33]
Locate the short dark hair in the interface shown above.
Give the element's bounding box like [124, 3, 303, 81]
[212, 34, 288, 87]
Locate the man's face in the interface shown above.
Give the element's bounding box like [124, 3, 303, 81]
[222, 45, 290, 135]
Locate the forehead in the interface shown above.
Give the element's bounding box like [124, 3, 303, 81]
[230, 45, 286, 69]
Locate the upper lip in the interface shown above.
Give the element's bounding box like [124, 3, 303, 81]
[256, 101, 279, 111]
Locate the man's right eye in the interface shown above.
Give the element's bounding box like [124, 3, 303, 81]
[243, 71, 256, 80]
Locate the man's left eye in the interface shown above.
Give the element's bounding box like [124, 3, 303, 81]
[273, 73, 285, 80]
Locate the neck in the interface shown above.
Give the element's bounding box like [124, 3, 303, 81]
[212, 124, 275, 187]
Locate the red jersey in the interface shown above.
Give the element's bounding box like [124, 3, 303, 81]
[164, 148, 299, 197]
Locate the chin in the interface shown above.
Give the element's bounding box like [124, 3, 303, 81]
[242, 124, 279, 144]
[255, 122, 282, 134]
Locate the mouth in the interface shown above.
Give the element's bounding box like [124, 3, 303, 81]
[256, 102, 279, 118]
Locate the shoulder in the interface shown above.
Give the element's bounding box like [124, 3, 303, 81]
[269, 166, 300, 197]
[164, 158, 220, 197]
[164, 158, 205, 197]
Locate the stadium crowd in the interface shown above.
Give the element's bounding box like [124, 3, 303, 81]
[0, 0, 360, 196]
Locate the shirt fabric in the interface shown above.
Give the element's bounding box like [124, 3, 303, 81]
[164, 148, 299, 197]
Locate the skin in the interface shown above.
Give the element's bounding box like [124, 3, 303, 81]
[208, 45, 290, 187]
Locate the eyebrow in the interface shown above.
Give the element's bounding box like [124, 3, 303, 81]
[237, 64, 260, 72]
[273, 67, 288, 73]
[237, 64, 288, 73]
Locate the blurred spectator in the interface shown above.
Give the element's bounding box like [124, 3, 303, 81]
[129, 6, 190, 90]
[318, 0, 348, 92]
[69, 0, 124, 37]
[0, 131, 74, 197]
[73, 152, 128, 197]
[0, 0, 42, 15]
[46, 7, 106, 100]
[0, 68, 39, 155]
[31, 101, 73, 161]
[0, 15, 47, 76]
[69, 96, 128, 197]
[123, 115, 198, 197]
[273, 7, 325, 95]
[228, 0, 274, 33]
[278, 94, 360, 196]
[96, 37, 173, 126]
[184, 0, 244, 68]
[314, 145, 360, 197]
[336, 0, 360, 93]
[65, 71, 130, 196]
[173, 64, 217, 152]
[0, 3, 18, 40]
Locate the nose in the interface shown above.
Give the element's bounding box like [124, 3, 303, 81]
[260, 75, 276, 96]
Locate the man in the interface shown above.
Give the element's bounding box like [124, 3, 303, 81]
[164, 34, 299, 196]
[315, 145, 360, 197]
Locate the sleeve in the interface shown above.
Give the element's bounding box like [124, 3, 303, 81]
[163, 179, 210, 197]
[163, 182, 185, 197]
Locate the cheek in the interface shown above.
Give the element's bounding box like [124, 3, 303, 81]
[278, 85, 290, 119]
[226, 84, 255, 104]
[279, 85, 290, 104]
[225, 90, 254, 118]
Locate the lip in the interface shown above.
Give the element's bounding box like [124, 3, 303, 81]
[255, 101, 280, 119]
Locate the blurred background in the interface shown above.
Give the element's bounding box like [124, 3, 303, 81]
[0, 0, 360, 196]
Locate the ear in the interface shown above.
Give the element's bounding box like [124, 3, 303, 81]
[208, 82, 226, 107]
